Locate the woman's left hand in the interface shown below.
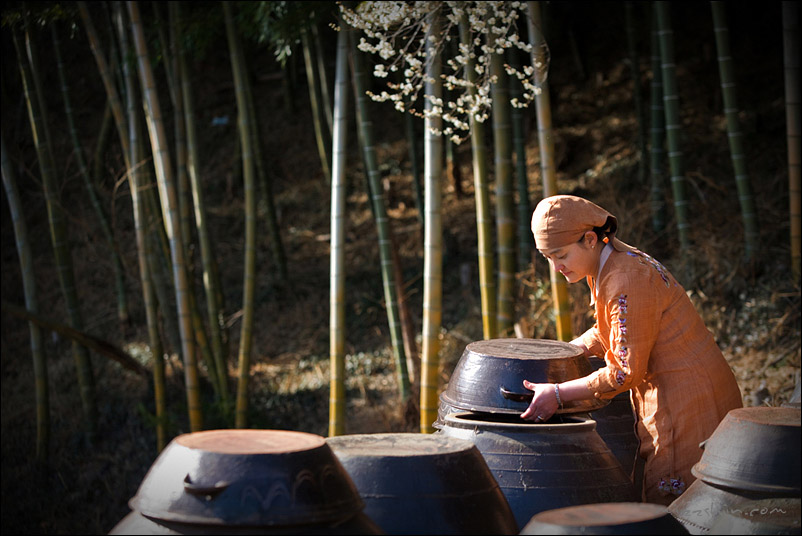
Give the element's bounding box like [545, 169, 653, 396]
[520, 380, 559, 422]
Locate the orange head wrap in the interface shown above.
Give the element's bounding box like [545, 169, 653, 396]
[531, 195, 624, 251]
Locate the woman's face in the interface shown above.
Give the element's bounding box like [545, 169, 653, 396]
[539, 233, 599, 284]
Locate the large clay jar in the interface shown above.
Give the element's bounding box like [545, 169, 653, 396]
[438, 411, 638, 531]
[668, 407, 801, 534]
[326, 433, 517, 535]
[520, 502, 688, 535]
[440, 338, 608, 416]
[109, 429, 382, 535]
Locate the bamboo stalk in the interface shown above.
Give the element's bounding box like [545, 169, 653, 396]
[129, 0, 203, 432]
[52, 23, 130, 327]
[711, 1, 759, 263]
[782, 2, 801, 280]
[115, 1, 168, 449]
[420, 10, 444, 434]
[14, 24, 99, 441]
[1, 134, 49, 461]
[509, 49, 533, 273]
[459, 13, 497, 341]
[302, 27, 332, 182]
[328, 26, 350, 437]
[222, 1, 258, 429]
[351, 32, 411, 401]
[649, 8, 667, 234]
[491, 50, 516, 336]
[176, 1, 230, 406]
[625, 1, 648, 184]
[527, 1, 572, 341]
[77, 1, 131, 170]
[655, 1, 690, 251]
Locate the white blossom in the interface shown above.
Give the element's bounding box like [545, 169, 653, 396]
[339, 1, 549, 143]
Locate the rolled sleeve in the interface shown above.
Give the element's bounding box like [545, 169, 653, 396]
[580, 325, 605, 357]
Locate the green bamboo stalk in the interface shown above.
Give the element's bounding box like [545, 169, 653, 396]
[242, 51, 288, 284]
[52, 23, 130, 328]
[127, 79, 168, 451]
[491, 50, 516, 336]
[129, 0, 203, 432]
[143, 184, 182, 356]
[404, 94, 425, 225]
[222, 2, 258, 429]
[176, 2, 230, 405]
[312, 23, 334, 138]
[655, 1, 690, 251]
[782, 2, 800, 280]
[166, 4, 194, 276]
[115, 0, 167, 448]
[2, 134, 49, 461]
[302, 27, 332, 182]
[166, 3, 222, 400]
[328, 26, 350, 437]
[78, 1, 131, 171]
[711, 1, 759, 262]
[527, 1, 572, 342]
[649, 7, 667, 234]
[625, 1, 648, 184]
[14, 24, 99, 441]
[459, 13, 497, 341]
[420, 10, 444, 434]
[92, 100, 112, 184]
[509, 49, 533, 273]
[351, 33, 411, 401]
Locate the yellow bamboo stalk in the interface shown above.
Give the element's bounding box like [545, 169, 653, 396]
[329, 26, 350, 437]
[115, 1, 167, 450]
[128, 0, 203, 432]
[458, 13, 497, 341]
[527, 1, 572, 341]
[420, 10, 444, 434]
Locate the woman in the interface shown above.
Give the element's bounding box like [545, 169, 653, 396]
[522, 194, 742, 505]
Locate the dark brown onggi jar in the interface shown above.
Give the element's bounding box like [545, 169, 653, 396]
[326, 433, 518, 535]
[109, 429, 382, 535]
[434, 339, 637, 531]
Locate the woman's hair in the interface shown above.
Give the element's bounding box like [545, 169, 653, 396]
[583, 216, 617, 243]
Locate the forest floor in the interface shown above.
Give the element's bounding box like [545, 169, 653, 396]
[1, 3, 800, 534]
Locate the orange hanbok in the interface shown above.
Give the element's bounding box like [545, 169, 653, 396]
[580, 245, 742, 505]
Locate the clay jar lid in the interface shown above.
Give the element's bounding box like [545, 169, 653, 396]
[129, 429, 363, 527]
[442, 338, 609, 415]
[692, 406, 801, 494]
[520, 502, 687, 535]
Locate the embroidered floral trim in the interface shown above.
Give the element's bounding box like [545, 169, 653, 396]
[614, 294, 630, 384]
[658, 476, 686, 496]
[626, 250, 672, 287]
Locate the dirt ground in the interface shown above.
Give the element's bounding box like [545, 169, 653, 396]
[1, 3, 800, 534]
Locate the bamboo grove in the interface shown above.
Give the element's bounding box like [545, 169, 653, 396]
[1, 1, 799, 458]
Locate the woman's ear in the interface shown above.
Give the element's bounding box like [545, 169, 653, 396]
[585, 231, 598, 249]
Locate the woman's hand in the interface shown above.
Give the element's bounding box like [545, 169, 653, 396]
[520, 380, 560, 422]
